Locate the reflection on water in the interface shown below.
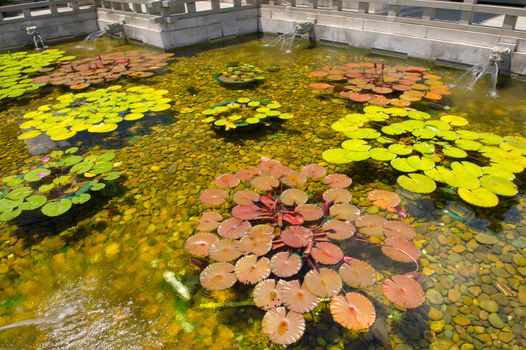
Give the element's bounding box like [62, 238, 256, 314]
[0, 36, 525, 349]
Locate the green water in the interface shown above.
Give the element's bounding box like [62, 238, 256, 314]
[0, 36, 525, 349]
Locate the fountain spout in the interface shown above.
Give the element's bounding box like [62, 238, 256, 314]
[452, 46, 512, 97]
[26, 25, 48, 50]
[265, 20, 316, 53]
[85, 21, 127, 41]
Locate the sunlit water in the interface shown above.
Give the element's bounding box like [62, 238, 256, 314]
[0, 36, 525, 349]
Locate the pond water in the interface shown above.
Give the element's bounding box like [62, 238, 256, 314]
[0, 36, 525, 350]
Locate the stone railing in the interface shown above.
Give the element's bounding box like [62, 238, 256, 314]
[261, 0, 526, 37]
[0, 0, 95, 23]
[95, 0, 256, 22]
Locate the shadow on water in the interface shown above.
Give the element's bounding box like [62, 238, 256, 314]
[24, 114, 175, 155]
[9, 181, 127, 246]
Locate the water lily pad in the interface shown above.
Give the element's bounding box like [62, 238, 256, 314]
[482, 166, 515, 181]
[17, 129, 42, 140]
[400, 120, 425, 131]
[412, 127, 437, 139]
[70, 161, 94, 174]
[388, 144, 413, 155]
[90, 182, 106, 191]
[437, 130, 459, 141]
[341, 139, 371, 152]
[2, 175, 24, 187]
[41, 199, 72, 217]
[397, 174, 436, 193]
[413, 142, 435, 154]
[479, 175, 517, 196]
[443, 146, 468, 158]
[103, 172, 121, 181]
[71, 193, 91, 205]
[19, 195, 47, 210]
[478, 133, 502, 145]
[344, 128, 380, 139]
[458, 187, 498, 207]
[407, 110, 430, 120]
[322, 149, 369, 163]
[0, 198, 21, 212]
[0, 208, 21, 222]
[91, 162, 114, 174]
[406, 156, 435, 171]
[441, 115, 468, 126]
[391, 158, 417, 172]
[88, 123, 118, 133]
[382, 124, 406, 136]
[369, 148, 396, 161]
[455, 139, 482, 151]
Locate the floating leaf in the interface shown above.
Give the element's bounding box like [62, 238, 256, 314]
[458, 187, 498, 207]
[479, 175, 517, 196]
[397, 174, 436, 193]
[41, 199, 72, 217]
[441, 115, 468, 126]
[19, 195, 47, 210]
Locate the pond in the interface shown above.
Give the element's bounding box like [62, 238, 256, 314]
[0, 35, 525, 350]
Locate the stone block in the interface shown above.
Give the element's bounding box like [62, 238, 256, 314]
[363, 19, 427, 38]
[426, 27, 500, 47]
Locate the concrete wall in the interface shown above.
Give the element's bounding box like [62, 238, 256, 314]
[0, 9, 98, 51]
[97, 6, 259, 49]
[259, 6, 526, 76]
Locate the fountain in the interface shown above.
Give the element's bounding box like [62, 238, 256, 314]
[85, 21, 127, 41]
[265, 20, 316, 53]
[452, 46, 512, 97]
[25, 25, 47, 50]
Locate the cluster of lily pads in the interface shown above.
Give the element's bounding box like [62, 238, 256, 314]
[323, 106, 525, 207]
[0, 49, 74, 101]
[32, 50, 174, 90]
[0, 147, 120, 221]
[17, 85, 171, 141]
[215, 63, 264, 87]
[309, 62, 450, 107]
[185, 158, 424, 345]
[201, 98, 293, 131]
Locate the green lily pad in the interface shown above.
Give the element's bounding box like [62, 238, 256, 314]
[441, 168, 480, 190]
[23, 168, 50, 182]
[443, 146, 468, 158]
[478, 133, 502, 145]
[322, 148, 369, 163]
[412, 127, 437, 139]
[413, 142, 435, 154]
[341, 139, 371, 152]
[384, 107, 408, 117]
[491, 159, 524, 173]
[397, 174, 436, 193]
[369, 148, 396, 161]
[479, 175, 517, 196]
[482, 166, 515, 181]
[70, 160, 94, 174]
[2, 175, 24, 187]
[71, 193, 91, 205]
[388, 144, 413, 155]
[6, 187, 33, 200]
[425, 120, 451, 131]
[391, 158, 417, 172]
[19, 195, 47, 210]
[457, 130, 480, 140]
[441, 115, 468, 126]
[97, 152, 116, 162]
[90, 182, 106, 191]
[407, 110, 430, 120]
[344, 128, 380, 139]
[53, 175, 70, 186]
[41, 199, 72, 217]
[455, 139, 482, 151]
[62, 155, 83, 166]
[17, 129, 42, 140]
[458, 187, 498, 207]
[406, 155, 435, 171]
[38, 183, 55, 193]
[91, 162, 114, 174]
[0, 208, 22, 222]
[401, 120, 425, 131]
[503, 136, 526, 149]
[451, 161, 482, 177]
[103, 172, 121, 181]
[382, 124, 406, 136]
[437, 130, 459, 141]
[65, 147, 79, 154]
[0, 198, 21, 213]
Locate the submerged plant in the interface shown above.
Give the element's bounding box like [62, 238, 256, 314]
[309, 62, 450, 106]
[323, 106, 525, 207]
[0, 147, 121, 221]
[17, 85, 171, 141]
[215, 63, 264, 87]
[201, 98, 293, 131]
[32, 50, 174, 90]
[0, 49, 75, 101]
[185, 158, 424, 345]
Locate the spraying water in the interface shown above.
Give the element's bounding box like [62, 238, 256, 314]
[265, 21, 316, 53]
[85, 30, 106, 41]
[0, 308, 74, 331]
[451, 46, 511, 98]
